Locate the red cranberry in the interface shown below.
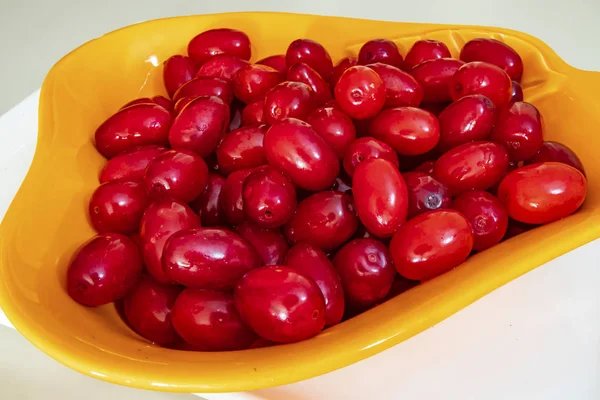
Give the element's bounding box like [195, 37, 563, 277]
[171, 289, 257, 351]
[99, 145, 166, 183]
[89, 180, 149, 234]
[234, 266, 326, 343]
[438, 94, 496, 151]
[460, 38, 523, 81]
[433, 141, 509, 195]
[172, 77, 233, 104]
[195, 55, 249, 82]
[352, 158, 408, 237]
[236, 221, 289, 265]
[369, 106, 440, 156]
[453, 190, 508, 251]
[343, 136, 399, 177]
[332, 238, 396, 309]
[410, 58, 464, 103]
[232, 64, 283, 104]
[144, 149, 208, 203]
[307, 106, 356, 158]
[163, 55, 198, 98]
[263, 81, 316, 124]
[497, 163, 586, 225]
[366, 63, 424, 108]
[67, 234, 142, 306]
[390, 210, 474, 281]
[404, 40, 451, 70]
[123, 275, 182, 345]
[449, 61, 512, 106]
[139, 200, 200, 284]
[403, 171, 452, 218]
[285, 243, 345, 326]
[334, 66, 385, 120]
[168, 96, 230, 158]
[525, 141, 585, 175]
[490, 101, 544, 161]
[331, 57, 357, 87]
[163, 227, 260, 290]
[187, 28, 251, 65]
[358, 39, 403, 69]
[284, 191, 358, 252]
[95, 104, 171, 158]
[286, 39, 333, 80]
[287, 62, 332, 106]
[264, 118, 339, 191]
[216, 125, 267, 175]
[241, 100, 265, 126]
[242, 166, 297, 228]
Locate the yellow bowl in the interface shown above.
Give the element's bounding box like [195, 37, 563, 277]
[1, 11, 600, 393]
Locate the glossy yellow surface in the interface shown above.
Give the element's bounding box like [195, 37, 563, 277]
[1, 12, 600, 393]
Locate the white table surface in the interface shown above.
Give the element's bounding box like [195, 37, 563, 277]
[1, 1, 600, 399]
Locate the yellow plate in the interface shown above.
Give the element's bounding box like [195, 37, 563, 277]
[1, 12, 600, 393]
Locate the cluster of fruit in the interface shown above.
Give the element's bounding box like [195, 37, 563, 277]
[67, 28, 587, 350]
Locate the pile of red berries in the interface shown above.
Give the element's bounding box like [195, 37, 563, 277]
[67, 28, 588, 350]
